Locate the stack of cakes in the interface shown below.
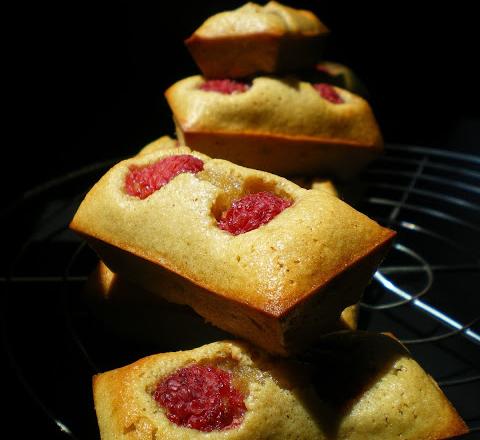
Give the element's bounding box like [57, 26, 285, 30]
[169, 1, 382, 180]
[70, 2, 468, 439]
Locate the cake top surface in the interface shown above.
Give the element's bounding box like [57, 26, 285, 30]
[166, 76, 382, 148]
[71, 147, 394, 317]
[93, 335, 467, 439]
[191, 1, 329, 38]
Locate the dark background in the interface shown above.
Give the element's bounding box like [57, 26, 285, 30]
[8, 0, 480, 203]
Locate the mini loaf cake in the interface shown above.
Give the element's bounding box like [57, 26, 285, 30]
[185, 1, 329, 79]
[70, 147, 395, 355]
[165, 76, 383, 179]
[93, 336, 468, 439]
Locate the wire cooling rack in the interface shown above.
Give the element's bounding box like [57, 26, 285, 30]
[1, 144, 479, 438]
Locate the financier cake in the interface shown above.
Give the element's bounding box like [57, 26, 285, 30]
[70, 147, 395, 355]
[92, 335, 468, 439]
[165, 76, 383, 179]
[185, 1, 329, 79]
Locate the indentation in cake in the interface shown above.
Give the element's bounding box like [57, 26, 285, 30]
[199, 79, 250, 94]
[125, 155, 204, 199]
[210, 177, 294, 234]
[153, 364, 246, 432]
[312, 83, 344, 104]
[218, 191, 293, 235]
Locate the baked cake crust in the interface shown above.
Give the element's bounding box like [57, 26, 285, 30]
[185, 1, 329, 78]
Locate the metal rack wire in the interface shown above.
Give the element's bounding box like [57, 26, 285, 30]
[1, 145, 479, 438]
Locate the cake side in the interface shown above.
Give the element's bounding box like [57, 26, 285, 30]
[80, 232, 379, 355]
[87, 260, 359, 347]
[177, 129, 381, 179]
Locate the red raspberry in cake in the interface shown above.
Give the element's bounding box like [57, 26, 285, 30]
[125, 155, 204, 199]
[200, 79, 250, 94]
[313, 83, 344, 104]
[218, 191, 292, 235]
[153, 364, 246, 432]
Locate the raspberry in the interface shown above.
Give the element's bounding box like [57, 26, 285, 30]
[125, 155, 204, 199]
[153, 365, 246, 432]
[200, 79, 250, 94]
[218, 191, 292, 235]
[313, 83, 344, 104]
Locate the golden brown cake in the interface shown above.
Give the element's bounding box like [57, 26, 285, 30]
[185, 1, 329, 79]
[70, 147, 394, 355]
[166, 76, 383, 179]
[93, 336, 468, 439]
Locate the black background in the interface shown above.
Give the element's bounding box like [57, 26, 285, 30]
[8, 0, 480, 203]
